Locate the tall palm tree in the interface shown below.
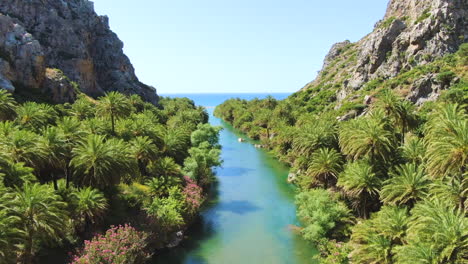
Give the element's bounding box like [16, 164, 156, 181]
[148, 157, 182, 179]
[13, 183, 68, 264]
[0, 160, 36, 187]
[350, 206, 409, 264]
[0, 190, 24, 263]
[15, 102, 57, 131]
[0, 130, 46, 171]
[40, 126, 67, 189]
[71, 187, 108, 228]
[56, 117, 86, 188]
[395, 242, 437, 264]
[430, 174, 467, 211]
[0, 89, 17, 121]
[292, 120, 338, 159]
[375, 89, 417, 142]
[380, 163, 430, 207]
[406, 198, 467, 263]
[339, 112, 396, 164]
[69, 95, 95, 120]
[400, 134, 426, 164]
[338, 160, 382, 218]
[70, 135, 133, 188]
[303, 148, 342, 189]
[130, 136, 158, 178]
[162, 127, 191, 164]
[0, 120, 18, 138]
[424, 104, 467, 178]
[97, 92, 132, 134]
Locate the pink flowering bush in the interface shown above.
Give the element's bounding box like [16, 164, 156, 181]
[70, 224, 150, 264]
[183, 176, 204, 212]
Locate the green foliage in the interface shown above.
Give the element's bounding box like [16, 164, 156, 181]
[71, 224, 150, 264]
[415, 8, 431, 24]
[0, 91, 220, 262]
[0, 89, 17, 121]
[379, 16, 396, 29]
[213, 34, 468, 264]
[381, 163, 430, 206]
[295, 189, 351, 243]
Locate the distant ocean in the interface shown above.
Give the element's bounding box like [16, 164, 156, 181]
[161, 93, 291, 108]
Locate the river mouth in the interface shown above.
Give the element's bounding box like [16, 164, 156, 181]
[153, 105, 317, 264]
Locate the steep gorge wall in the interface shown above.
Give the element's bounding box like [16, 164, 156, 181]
[0, 0, 158, 103]
[301, 0, 467, 105]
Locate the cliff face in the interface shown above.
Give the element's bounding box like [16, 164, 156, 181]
[302, 0, 467, 105]
[0, 0, 158, 104]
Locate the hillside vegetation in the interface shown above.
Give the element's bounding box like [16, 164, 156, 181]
[0, 91, 221, 263]
[215, 42, 467, 263]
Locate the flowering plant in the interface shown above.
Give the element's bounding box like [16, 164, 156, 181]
[71, 224, 150, 264]
[183, 176, 204, 212]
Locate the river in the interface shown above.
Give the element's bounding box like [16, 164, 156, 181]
[154, 94, 318, 264]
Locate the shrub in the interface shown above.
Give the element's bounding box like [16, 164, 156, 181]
[71, 224, 150, 264]
[295, 189, 351, 243]
[436, 71, 456, 84]
[183, 176, 204, 213]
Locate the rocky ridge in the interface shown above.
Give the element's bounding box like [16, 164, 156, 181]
[0, 0, 158, 104]
[301, 0, 467, 106]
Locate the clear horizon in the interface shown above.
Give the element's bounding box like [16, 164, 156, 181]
[93, 0, 388, 94]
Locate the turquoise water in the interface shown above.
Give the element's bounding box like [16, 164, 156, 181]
[154, 93, 317, 264]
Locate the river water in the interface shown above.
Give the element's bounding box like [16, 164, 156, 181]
[155, 94, 318, 264]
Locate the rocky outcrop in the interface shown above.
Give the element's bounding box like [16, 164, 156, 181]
[0, 0, 158, 104]
[302, 0, 467, 104]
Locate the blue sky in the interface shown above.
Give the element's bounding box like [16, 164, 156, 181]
[93, 0, 388, 94]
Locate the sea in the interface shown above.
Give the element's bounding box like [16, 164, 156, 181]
[160, 93, 291, 108]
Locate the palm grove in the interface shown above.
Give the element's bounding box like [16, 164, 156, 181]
[0, 90, 221, 263]
[215, 44, 467, 263]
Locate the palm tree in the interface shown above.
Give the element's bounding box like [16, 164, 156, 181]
[339, 112, 396, 164]
[40, 126, 67, 189]
[71, 187, 107, 229]
[162, 127, 191, 164]
[395, 242, 437, 264]
[56, 117, 86, 188]
[338, 160, 382, 218]
[424, 104, 467, 178]
[303, 148, 342, 189]
[13, 183, 68, 263]
[350, 206, 409, 263]
[430, 175, 467, 211]
[0, 89, 17, 121]
[375, 89, 417, 142]
[0, 129, 46, 171]
[0, 190, 24, 263]
[70, 135, 133, 188]
[292, 119, 338, 159]
[69, 95, 95, 120]
[130, 136, 158, 178]
[0, 120, 18, 138]
[400, 134, 426, 164]
[97, 92, 132, 134]
[406, 198, 467, 263]
[0, 161, 36, 187]
[15, 102, 57, 131]
[148, 157, 182, 179]
[380, 163, 430, 207]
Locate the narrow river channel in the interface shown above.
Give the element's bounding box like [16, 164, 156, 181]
[155, 94, 318, 264]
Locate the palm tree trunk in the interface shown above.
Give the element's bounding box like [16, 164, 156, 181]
[65, 164, 71, 189]
[52, 172, 58, 190]
[111, 114, 115, 134]
[23, 231, 34, 264]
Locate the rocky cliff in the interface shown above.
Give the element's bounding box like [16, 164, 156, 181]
[301, 0, 467, 105]
[0, 0, 158, 104]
